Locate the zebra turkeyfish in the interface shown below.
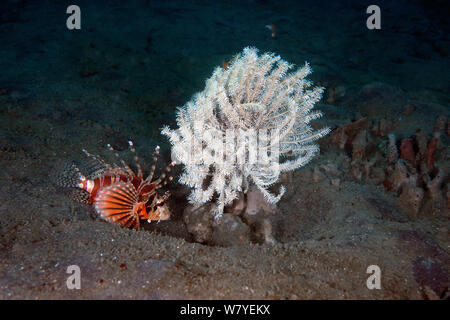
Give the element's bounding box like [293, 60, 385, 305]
[55, 141, 176, 230]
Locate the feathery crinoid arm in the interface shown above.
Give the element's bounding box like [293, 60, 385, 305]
[161, 47, 330, 218]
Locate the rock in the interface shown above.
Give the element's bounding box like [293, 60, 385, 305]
[312, 167, 326, 182]
[182, 204, 214, 243]
[239, 187, 282, 244]
[225, 193, 246, 216]
[245, 187, 277, 216]
[330, 178, 340, 187]
[320, 163, 341, 177]
[261, 219, 276, 245]
[210, 214, 251, 247]
[329, 118, 369, 150]
[183, 188, 281, 246]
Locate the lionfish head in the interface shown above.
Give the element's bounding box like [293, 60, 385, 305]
[142, 190, 172, 223]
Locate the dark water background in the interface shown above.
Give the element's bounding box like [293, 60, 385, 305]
[1, 0, 448, 142]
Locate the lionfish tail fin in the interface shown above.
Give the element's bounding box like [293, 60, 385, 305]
[52, 161, 92, 204]
[63, 188, 92, 204]
[52, 160, 85, 188]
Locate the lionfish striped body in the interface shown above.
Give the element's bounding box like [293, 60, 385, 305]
[56, 141, 175, 230]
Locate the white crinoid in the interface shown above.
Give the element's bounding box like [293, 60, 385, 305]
[162, 47, 330, 218]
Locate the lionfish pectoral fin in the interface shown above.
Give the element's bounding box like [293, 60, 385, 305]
[94, 181, 140, 230]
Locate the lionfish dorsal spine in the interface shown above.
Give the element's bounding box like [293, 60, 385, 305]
[145, 145, 160, 184]
[128, 140, 143, 178]
[81, 148, 115, 174]
[153, 161, 176, 186]
[106, 143, 136, 178]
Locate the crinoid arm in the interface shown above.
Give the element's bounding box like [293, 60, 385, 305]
[162, 47, 330, 218]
